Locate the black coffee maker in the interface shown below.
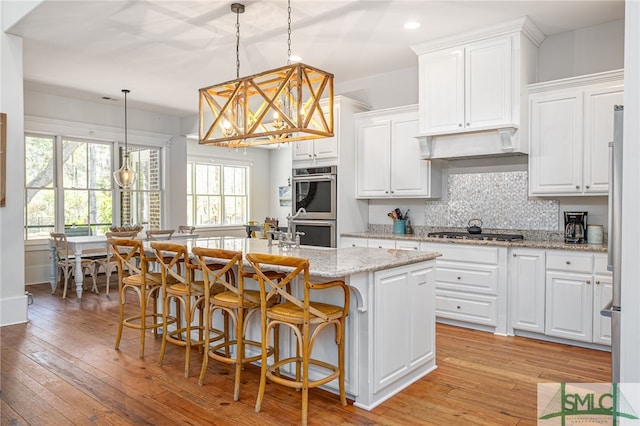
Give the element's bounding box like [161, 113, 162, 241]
[564, 211, 588, 243]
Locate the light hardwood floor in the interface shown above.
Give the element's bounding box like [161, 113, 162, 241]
[2, 280, 611, 425]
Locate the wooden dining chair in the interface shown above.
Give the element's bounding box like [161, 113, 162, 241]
[178, 225, 196, 234]
[146, 229, 175, 240]
[50, 232, 97, 298]
[247, 253, 350, 426]
[92, 230, 139, 296]
[108, 237, 169, 358]
[151, 241, 214, 378]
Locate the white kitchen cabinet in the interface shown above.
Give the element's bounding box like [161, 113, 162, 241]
[509, 249, 546, 334]
[416, 37, 512, 134]
[395, 240, 420, 251]
[367, 238, 396, 249]
[355, 105, 441, 199]
[373, 263, 435, 393]
[340, 236, 368, 248]
[410, 17, 543, 159]
[529, 70, 623, 196]
[423, 242, 508, 333]
[292, 96, 369, 166]
[545, 251, 611, 345]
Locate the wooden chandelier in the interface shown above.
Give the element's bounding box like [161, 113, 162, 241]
[198, 62, 334, 148]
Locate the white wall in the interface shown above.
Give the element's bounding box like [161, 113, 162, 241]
[268, 144, 293, 224]
[0, 24, 27, 325]
[539, 19, 624, 82]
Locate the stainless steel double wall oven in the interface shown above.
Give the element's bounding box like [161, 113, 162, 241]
[290, 166, 337, 247]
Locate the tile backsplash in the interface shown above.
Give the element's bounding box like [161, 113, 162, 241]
[424, 171, 559, 231]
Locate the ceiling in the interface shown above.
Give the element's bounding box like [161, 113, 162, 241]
[7, 0, 625, 118]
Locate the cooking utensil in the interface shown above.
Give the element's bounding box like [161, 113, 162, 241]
[394, 208, 403, 220]
[467, 218, 483, 234]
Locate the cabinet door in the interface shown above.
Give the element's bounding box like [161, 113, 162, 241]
[529, 91, 583, 195]
[418, 47, 464, 133]
[373, 265, 434, 393]
[510, 249, 546, 333]
[292, 140, 314, 161]
[583, 85, 624, 194]
[465, 37, 512, 129]
[390, 116, 431, 197]
[593, 274, 612, 345]
[313, 137, 339, 159]
[356, 120, 391, 197]
[545, 271, 593, 342]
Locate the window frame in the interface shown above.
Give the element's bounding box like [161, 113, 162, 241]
[187, 159, 250, 227]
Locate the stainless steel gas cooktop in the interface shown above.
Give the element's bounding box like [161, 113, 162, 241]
[427, 232, 524, 242]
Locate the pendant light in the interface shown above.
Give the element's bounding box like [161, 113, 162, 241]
[198, 1, 334, 148]
[113, 89, 137, 189]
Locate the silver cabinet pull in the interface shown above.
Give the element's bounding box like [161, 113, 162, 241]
[565, 260, 571, 265]
[586, 280, 591, 285]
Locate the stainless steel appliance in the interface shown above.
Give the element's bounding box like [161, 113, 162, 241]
[291, 166, 337, 247]
[290, 219, 336, 248]
[564, 211, 588, 243]
[292, 166, 337, 220]
[601, 105, 623, 383]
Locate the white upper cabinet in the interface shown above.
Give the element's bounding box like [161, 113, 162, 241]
[355, 105, 441, 199]
[411, 17, 544, 159]
[420, 37, 512, 134]
[528, 70, 623, 196]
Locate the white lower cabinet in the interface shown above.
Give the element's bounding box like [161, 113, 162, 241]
[340, 236, 368, 248]
[367, 238, 396, 249]
[545, 251, 611, 345]
[373, 263, 435, 393]
[509, 249, 546, 333]
[424, 243, 507, 333]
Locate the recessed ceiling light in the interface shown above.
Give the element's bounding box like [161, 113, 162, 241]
[404, 21, 421, 30]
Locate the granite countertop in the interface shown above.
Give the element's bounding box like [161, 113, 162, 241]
[188, 237, 441, 278]
[341, 232, 608, 253]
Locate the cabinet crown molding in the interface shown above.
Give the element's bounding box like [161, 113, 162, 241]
[411, 15, 545, 55]
[528, 69, 624, 94]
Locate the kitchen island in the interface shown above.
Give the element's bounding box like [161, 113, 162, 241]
[188, 237, 441, 410]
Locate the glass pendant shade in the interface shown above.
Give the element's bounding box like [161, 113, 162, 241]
[114, 88, 136, 189]
[113, 152, 136, 189]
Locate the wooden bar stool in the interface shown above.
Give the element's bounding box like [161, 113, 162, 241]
[247, 253, 350, 426]
[151, 241, 214, 378]
[108, 238, 167, 358]
[192, 247, 274, 401]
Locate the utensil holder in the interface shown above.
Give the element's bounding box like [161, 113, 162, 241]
[393, 220, 406, 235]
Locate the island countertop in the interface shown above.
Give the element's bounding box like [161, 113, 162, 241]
[188, 237, 441, 278]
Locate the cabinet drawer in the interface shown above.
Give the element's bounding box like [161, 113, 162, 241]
[435, 290, 497, 326]
[435, 262, 498, 294]
[424, 243, 499, 264]
[546, 252, 593, 273]
[368, 238, 397, 249]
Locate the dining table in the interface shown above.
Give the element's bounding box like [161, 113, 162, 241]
[49, 232, 199, 299]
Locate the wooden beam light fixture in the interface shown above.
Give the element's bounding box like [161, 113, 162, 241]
[198, 2, 334, 148]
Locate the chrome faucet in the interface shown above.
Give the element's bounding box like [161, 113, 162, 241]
[280, 207, 306, 248]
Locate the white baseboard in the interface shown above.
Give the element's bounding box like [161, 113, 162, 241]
[1, 294, 29, 326]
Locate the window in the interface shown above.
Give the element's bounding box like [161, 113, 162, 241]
[24, 134, 164, 240]
[62, 138, 113, 236]
[117, 147, 162, 229]
[25, 135, 56, 239]
[187, 162, 248, 226]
